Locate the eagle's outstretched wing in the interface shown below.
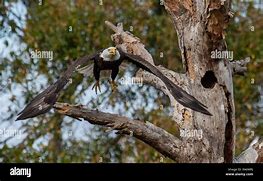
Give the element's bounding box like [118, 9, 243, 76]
[118, 49, 212, 116]
[16, 54, 96, 120]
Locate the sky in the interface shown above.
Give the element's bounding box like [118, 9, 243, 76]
[0, 0, 162, 148]
[0, 0, 262, 153]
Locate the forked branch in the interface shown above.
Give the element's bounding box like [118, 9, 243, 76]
[53, 102, 182, 161]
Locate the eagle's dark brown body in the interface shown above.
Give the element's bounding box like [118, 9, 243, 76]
[93, 53, 122, 82]
[16, 47, 212, 120]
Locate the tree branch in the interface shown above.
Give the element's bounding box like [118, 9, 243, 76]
[53, 102, 182, 161]
[136, 67, 189, 126]
[233, 137, 263, 163]
[230, 57, 250, 76]
[105, 20, 154, 65]
[105, 20, 192, 125]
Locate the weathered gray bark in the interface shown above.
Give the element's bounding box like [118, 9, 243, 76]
[54, 102, 182, 161]
[234, 138, 263, 163]
[231, 57, 250, 76]
[52, 0, 262, 163]
[109, 0, 235, 163]
[159, 0, 235, 163]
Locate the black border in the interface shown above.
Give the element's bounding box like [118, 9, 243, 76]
[0, 163, 262, 179]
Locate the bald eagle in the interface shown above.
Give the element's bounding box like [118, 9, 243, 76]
[16, 47, 212, 120]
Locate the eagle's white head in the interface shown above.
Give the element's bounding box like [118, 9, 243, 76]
[100, 47, 120, 61]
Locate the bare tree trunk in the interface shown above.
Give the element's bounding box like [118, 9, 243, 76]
[52, 0, 262, 163]
[159, 0, 235, 163]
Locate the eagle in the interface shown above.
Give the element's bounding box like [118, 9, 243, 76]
[16, 47, 212, 120]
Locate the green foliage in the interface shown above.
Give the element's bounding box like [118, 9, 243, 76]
[227, 0, 263, 154]
[0, 0, 262, 162]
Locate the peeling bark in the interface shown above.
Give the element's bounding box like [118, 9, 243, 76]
[50, 0, 257, 163]
[230, 57, 250, 76]
[106, 0, 236, 162]
[234, 138, 263, 163]
[161, 0, 235, 162]
[54, 102, 182, 161]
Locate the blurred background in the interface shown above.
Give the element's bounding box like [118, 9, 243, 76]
[0, 0, 262, 163]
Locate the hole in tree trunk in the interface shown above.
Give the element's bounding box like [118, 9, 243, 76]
[201, 71, 217, 89]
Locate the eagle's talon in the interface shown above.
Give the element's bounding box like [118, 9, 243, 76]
[109, 80, 118, 92]
[57, 107, 70, 114]
[92, 81, 101, 94]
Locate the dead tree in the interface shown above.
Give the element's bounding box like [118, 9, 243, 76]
[53, 0, 262, 163]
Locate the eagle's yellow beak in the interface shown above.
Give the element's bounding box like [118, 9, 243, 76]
[108, 47, 117, 57]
